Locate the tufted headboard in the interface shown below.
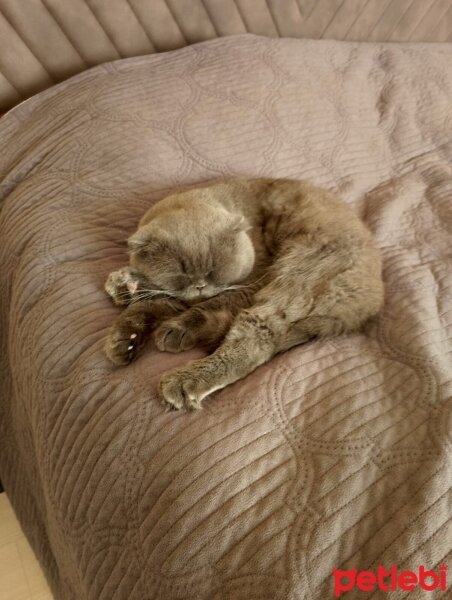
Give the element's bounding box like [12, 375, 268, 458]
[1, 0, 451, 112]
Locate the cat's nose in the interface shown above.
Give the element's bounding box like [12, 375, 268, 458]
[195, 283, 206, 291]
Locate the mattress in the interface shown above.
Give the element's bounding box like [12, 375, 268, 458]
[0, 34, 451, 599]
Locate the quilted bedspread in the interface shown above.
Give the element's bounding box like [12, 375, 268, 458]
[0, 35, 451, 600]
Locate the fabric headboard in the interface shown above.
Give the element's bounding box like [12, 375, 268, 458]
[1, 0, 451, 112]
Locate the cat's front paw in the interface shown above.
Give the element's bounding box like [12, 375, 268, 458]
[105, 318, 146, 365]
[159, 367, 213, 411]
[105, 267, 141, 306]
[154, 317, 198, 353]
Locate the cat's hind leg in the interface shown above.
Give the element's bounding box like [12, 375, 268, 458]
[159, 308, 278, 410]
[159, 271, 380, 410]
[158, 303, 360, 410]
[158, 269, 310, 409]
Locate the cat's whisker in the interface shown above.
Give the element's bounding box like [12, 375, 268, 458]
[130, 294, 159, 302]
[130, 289, 177, 303]
[223, 283, 256, 292]
[112, 290, 137, 297]
[139, 288, 176, 296]
[110, 287, 178, 302]
[222, 274, 268, 293]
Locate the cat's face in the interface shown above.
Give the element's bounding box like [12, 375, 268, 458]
[128, 212, 255, 302]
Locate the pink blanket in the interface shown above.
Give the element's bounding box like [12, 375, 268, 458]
[0, 35, 451, 599]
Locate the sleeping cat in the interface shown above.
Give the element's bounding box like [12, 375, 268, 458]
[104, 178, 384, 410]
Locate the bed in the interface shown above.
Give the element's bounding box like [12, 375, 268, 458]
[0, 7, 451, 600]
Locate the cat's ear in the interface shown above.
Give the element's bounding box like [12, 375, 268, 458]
[230, 214, 251, 233]
[128, 226, 162, 255]
[127, 230, 148, 252]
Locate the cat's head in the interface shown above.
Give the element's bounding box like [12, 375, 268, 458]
[127, 201, 255, 301]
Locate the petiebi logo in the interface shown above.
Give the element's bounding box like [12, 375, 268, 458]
[333, 565, 447, 596]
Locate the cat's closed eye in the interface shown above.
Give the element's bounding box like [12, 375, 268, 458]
[169, 274, 188, 291]
[179, 260, 188, 275]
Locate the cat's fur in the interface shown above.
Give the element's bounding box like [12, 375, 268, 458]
[104, 178, 384, 410]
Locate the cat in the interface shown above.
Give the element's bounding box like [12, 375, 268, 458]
[104, 178, 384, 410]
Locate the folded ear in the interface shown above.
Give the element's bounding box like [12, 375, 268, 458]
[229, 214, 251, 233]
[127, 226, 154, 252]
[127, 233, 144, 252]
[128, 224, 164, 255]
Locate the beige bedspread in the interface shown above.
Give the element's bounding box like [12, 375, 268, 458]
[0, 35, 451, 599]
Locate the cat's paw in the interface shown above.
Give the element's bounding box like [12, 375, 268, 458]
[105, 267, 140, 306]
[154, 318, 198, 353]
[159, 368, 212, 411]
[105, 320, 145, 365]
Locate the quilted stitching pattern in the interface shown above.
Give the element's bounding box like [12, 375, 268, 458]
[0, 35, 451, 600]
